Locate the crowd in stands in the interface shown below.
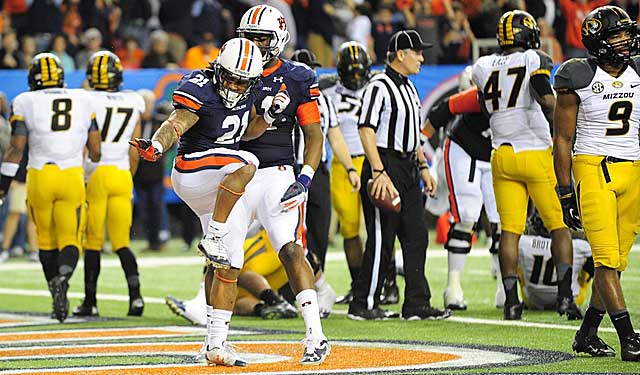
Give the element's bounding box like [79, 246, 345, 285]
[0, 0, 637, 70]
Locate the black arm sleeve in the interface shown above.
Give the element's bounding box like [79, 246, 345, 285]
[530, 74, 554, 97]
[427, 98, 452, 129]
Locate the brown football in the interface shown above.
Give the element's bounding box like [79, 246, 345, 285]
[367, 179, 401, 213]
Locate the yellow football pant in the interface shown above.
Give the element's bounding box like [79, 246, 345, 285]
[26, 165, 85, 250]
[330, 155, 365, 239]
[236, 229, 288, 299]
[84, 166, 133, 251]
[573, 155, 640, 271]
[491, 145, 565, 234]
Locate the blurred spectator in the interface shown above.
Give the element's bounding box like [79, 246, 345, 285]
[159, 0, 191, 63]
[141, 29, 178, 68]
[430, 0, 454, 19]
[440, 1, 475, 64]
[3, 0, 30, 36]
[307, 0, 336, 66]
[411, 0, 443, 65]
[345, 2, 373, 55]
[117, 0, 152, 50]
[28, 0, 63, 35]
[61, 0, 82, 51]
[524, 0, 546, 19]
[371, 5, 403, 64]
[49, 33, 75, 71]
[473, 0, 524, 38]
[611, 0, 639, 20]
[116, 35, 145, 69]
[558, 0, 609, 59]
[542, 0, 556, 27]
[17, 35, 36, 69]
[181, 32, 219, 69]
[0, 29, 21, 69]
[191, 0, 223, 43]
[79, 0, 121, 50]
[538, 18, 563, 64]
[74, 28, 103, 70]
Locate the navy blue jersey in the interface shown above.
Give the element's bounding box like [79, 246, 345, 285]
[173, 69, 257, 155]
[240, 59, 320, 168]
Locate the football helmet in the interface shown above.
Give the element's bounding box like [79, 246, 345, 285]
[457, 65, 474, 92]
[336, 41, 371, 90]
[496, 10, 540, 50]
[237, 5, 290, 65]
[210, 38, 263, 109]
[86, 51, 123, 91]
[28, 53, 64, 91]
[582, 5, 640, 64]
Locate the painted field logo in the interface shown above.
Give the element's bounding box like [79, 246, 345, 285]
[0, 324, 572, 374]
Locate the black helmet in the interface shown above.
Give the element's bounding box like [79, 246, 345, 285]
[28, 53, 64, 91]
[526, 209, 549, 237]
[496, 10, 540, 50]
[86, 51, 123, 91]
[582, 6, 639, 64]
[336, 41, 371, 90]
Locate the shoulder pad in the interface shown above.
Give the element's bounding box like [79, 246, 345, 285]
[553, 58, 597, 91]
[319, 74, 338, 90]
[371, 70, 383, 76]
[284, 60, 316, 83]
[532, 50, 553, 75]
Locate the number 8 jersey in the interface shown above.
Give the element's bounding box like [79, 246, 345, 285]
[472, 49, 553, 152]
[554, 57, 640, 160]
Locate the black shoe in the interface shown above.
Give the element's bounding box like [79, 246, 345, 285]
[336, 290, 354, 305]
[380, 280, 399, 305]
[347, 304, 394, 320]
[572, 332, 615, 357]
[402, 305, 452, 320]
[503, 302, 524, 320]
[557, 296, 583, 320]
[128, 297, 144, 316]
[260, 301, 298, 319]
[48, 276, 69, 323]
[72, 300, 99, 317]
[621, 332, 640, 361]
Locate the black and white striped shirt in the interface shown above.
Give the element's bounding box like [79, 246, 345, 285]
[295, 91, 338, 164]
[358, 66, 422, 153]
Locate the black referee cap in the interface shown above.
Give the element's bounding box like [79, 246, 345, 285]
[290, 49, 322, 68]
[388, 30, 433, 52]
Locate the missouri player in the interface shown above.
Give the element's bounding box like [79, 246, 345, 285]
[554, 5, 640, 361]
[73, 51, 146, 318]
[472, 10, 579, 320]
[0, 53, 101, 322]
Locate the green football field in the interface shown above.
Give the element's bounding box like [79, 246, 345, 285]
[1, 236, 639, 374]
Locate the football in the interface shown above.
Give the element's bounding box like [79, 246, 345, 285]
[367, 179, 401, 213]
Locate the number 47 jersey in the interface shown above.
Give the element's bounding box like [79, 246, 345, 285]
[554, 57, 640, 160]
[472, 49, 553, 152]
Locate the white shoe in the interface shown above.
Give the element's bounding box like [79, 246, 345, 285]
[0, 251, 9, 263]
[490, 253, 500, 279]
[205, 342, 247, 367]
[495, 281, 506, 308]
[197, 235, 231, 269]
[28, 251, 39, 262]
[316, 281, 336, 319]
[443, 287, 467, 310]
[301, 336, 330, 365]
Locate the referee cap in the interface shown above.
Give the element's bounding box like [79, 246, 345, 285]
[388, 30, 433, 52]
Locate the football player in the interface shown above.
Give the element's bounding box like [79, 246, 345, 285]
[423, 66, 500, 310]
[0, 53, 101, 322]
[130, 38, 288, 367]
[236, 5, 330, 365]
[554, 5, 640, 361]
[472, 10, 579, 320]
[73, 51, 146, 318]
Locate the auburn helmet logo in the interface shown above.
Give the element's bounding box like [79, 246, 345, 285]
[582, 18, 602, 36]
[278, 16, 286, 31]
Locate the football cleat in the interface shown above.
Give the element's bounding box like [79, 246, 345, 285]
[336, 289, 354, 305]
[347, 304, 392, 321]
[402, 305, 452, 320]
[503, 301, 524, 320]
[72, 300, 99, 317]
[572, 332, 616, 357]
[444, 288, 468, 311]
[165, 295, 206, 325]
[198, 236, 231, 269]
[128, 297, 145, 316]
[300, 337, 330, 365]
[621, 332, 640, 361]
[260, 301, 298, 320]
[0, 251, 8, 263]
[380, 279, 399, 305]
[557, 296, 583, 320]
[205, 342, 248, 367]
[48, 275, 69, 323]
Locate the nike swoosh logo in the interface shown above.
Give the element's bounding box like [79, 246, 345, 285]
[632, 84, 640, 88]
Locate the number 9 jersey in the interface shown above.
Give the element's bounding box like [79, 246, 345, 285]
[472, 49, 553, 152]
[553, 57, 640, 160]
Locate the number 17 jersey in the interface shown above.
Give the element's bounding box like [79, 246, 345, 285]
[472, 49, 553, 152]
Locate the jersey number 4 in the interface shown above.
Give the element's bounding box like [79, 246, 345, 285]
[483, 67, 525, 111]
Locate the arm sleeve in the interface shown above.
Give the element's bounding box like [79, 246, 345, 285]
[448, 87, 481, 114]
[427, 99, 452, 130]
[530, 50, 553, 78]
[358, 81, 385, 130]
[296, 67, 321, 126]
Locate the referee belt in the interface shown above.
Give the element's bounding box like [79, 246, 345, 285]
[378, 148, 417, 161]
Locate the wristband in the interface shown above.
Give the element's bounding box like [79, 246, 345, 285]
[557, 185, 572, 198]
[297, 164, 315, 189]
[264, 109, 277, 126]
[151, 140, 164, 154]
[0, 162, 19, 177]
[419, 166, 429, 171]
[347, 167, 357, 174]
[373, 168, 385, 174]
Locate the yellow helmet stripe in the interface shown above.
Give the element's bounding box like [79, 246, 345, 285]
[48, 57, 58, 83]
[92, 55, 102, 86]
[40, 57, 50, 83]
[505, 13, 515, 43]
[100, 55, 108, 85]
[498, 16, 505, 44]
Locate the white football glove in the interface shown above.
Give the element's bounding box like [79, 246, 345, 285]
[265, 90, 290, 126]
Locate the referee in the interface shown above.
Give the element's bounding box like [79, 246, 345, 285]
[347, 30, 451, 320]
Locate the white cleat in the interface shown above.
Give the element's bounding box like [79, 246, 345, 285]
[197, 236, 231, 269]
[316, 281, 336, 319]
[301, 336, 330, 365]
[443, 288, 467, 311]
[205, 342, 248, 367]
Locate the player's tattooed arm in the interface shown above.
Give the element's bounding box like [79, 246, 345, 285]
[552, 89, 578, 187]
[152, 109, 199, 150]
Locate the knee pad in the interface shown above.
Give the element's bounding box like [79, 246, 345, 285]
[445, 222, 474, 254]
[490, 222, 501, 254]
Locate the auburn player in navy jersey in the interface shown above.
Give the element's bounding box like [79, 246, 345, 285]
[130, 38, 290, 367]
[236, 5, 330, 365]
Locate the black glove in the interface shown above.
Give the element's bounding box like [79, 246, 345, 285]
[557, 185, 582, 230]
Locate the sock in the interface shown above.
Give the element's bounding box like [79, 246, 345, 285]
[578, 304, 606, 337]
[502, 275, 519, 305]
[296, 289, 324, 339]
[610, 309, 635, 341]
[206, 306, 232, 348]
[253, 302, 266, 317]
[259, 289, 279, 306]
[447, 252, 467, 273]
[83, 250, 101, 305]
[348, 266, 360, 285]
[207, 219, 228, 238]
[192, 281, 206, 305]
[116, 247, 141, 300]
[556, 264, 572, 298]
[39, 250, 59, 282]
[58, 246, 79, 277]
[447, 270, 463, 296]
